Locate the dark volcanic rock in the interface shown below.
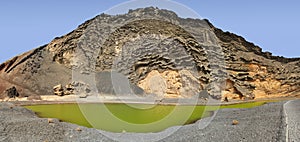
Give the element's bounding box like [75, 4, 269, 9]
[0, 7, 299, 100]
[6, 86, 19, 98]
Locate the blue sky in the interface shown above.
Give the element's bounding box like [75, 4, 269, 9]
[0, 0, 299, 63]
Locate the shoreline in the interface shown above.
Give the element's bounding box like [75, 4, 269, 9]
[0, 99, 289, 141]
[3, 95, 298, 106]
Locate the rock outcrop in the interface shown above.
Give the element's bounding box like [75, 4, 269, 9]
[52, 82, 91, 96]
[0, 7, 299, 101]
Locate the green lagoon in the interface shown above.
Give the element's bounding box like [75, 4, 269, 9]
[25, 101, 267, 133]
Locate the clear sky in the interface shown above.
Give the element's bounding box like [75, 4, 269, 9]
[0, 0, 299, 63]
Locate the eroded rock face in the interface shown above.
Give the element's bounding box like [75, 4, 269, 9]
[137, 70, 202, 98]
[0, 7, 300, 100]
[138, 70, 179, 98]
[76, 14, 220, 99]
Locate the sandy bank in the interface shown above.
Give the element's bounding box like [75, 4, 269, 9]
[0, 94, 298, 107]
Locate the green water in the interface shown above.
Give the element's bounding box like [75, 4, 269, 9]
[25, 101, 267, 133]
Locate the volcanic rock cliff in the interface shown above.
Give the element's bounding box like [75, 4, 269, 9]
[1, 7, 300, 101]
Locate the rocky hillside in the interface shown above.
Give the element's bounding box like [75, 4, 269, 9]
[1, 7, 300, 101]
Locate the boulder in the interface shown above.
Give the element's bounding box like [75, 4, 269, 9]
[64, 83, 74, 95]
[79, 94, 88, 98]
[232, 120, 239, 125]
[53, 84, 64, 96]
[6, 86, 19, 98]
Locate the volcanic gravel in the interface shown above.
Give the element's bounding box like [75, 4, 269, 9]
[0, 101, 289, 142]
